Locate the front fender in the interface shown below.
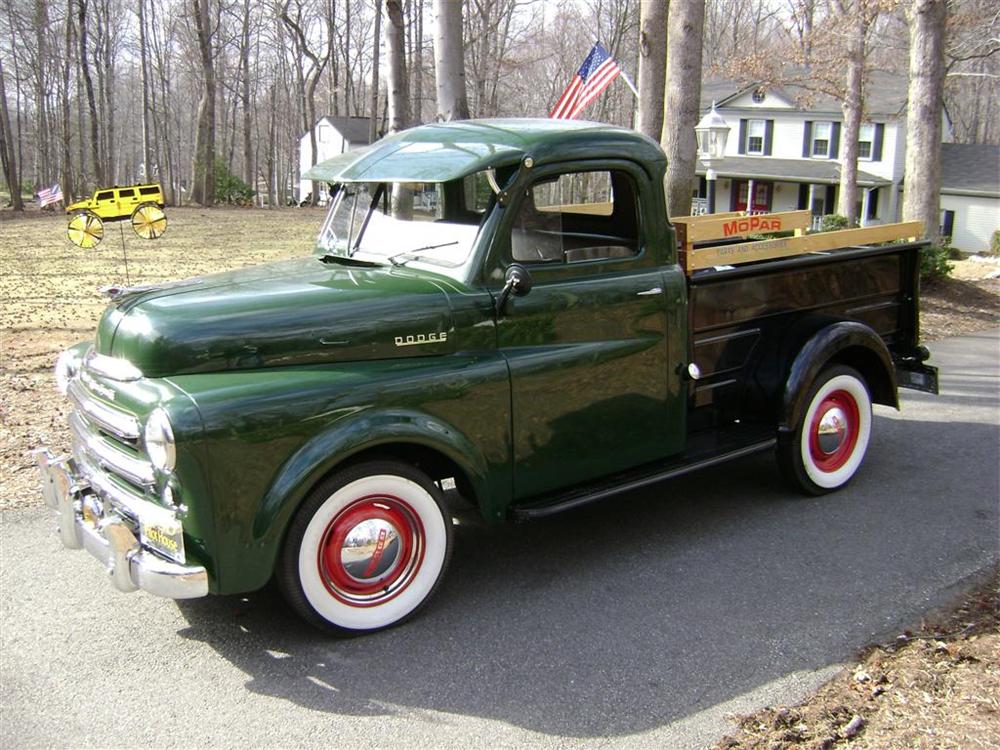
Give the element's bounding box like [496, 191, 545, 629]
[253, 407, 496, 543]
[781, 321, 897, 431]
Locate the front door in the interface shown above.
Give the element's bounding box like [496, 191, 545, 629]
[733, 180, 772, 212]
[490, 165, 685, 500]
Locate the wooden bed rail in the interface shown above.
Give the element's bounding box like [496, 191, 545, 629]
[672, 210, 924, 273]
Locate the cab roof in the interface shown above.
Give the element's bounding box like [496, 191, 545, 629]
[303, 118, 664, 183]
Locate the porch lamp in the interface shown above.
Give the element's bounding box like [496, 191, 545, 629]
[694, 103, 731, 214]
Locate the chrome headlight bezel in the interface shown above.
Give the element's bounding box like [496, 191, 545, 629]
[144, 408, 176, 473]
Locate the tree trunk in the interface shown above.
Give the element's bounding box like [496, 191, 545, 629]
[240, 0, 253, 189]
[138, 0, 153, 181]
[661, 0, 704, 219]
[637, 0, 667, 141]
[0, 52, 23, 210]
[191, 0, 216, 206]
[77, 0, 104, 185]
[837, 11, 865, 225]
[385, 0, 410, 132]
[60, 0, 76, 200]
[370, 0, 382, 141]
[903, 0, 946, 246]
[433, 0, 469, 120]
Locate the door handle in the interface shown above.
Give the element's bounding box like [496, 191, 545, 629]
[636, 287, 662, 296]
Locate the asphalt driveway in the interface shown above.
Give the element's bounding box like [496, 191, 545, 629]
[2, 329, 997, 749]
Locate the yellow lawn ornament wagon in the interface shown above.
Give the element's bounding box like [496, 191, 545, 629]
[66, 183, 168, 248]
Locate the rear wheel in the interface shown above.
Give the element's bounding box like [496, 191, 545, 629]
[130, 202, 168, 239]
[778, 365, 872, 495]
[277, 460, 453, 634]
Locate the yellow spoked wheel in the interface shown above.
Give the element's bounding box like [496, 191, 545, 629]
[67, 210, 104, 249]
[131, 202, 168, 239]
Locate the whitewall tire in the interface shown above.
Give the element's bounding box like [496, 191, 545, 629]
[779, 365, 873, 495]
[278, 460, 452, 634]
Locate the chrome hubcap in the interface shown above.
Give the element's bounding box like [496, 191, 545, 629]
[816, 406, 848, 454]
[340, 518, 403, 584]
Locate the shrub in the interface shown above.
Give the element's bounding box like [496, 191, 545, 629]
[214, 159, 255, 205]
[989, 229, 1000, 257]
[819, 214, 851, 232]
[921, 239, 954, 280]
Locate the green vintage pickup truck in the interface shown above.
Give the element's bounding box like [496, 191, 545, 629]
[38, 119, 938, 634]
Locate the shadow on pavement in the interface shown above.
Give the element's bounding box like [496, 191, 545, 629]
[176, 415, 998, 738]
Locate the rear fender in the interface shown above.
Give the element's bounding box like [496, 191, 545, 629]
[780, 321, 897, 432]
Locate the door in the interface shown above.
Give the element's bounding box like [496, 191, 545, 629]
[733, 180, 772, 212]
[491, 165, 685, 500]
[116, 187, 139, 219]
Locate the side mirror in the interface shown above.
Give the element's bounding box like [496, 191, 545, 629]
[496, 263, 533, 316]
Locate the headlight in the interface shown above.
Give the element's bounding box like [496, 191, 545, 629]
[144, 408, 176, 473]
[55, 350, 78, 395]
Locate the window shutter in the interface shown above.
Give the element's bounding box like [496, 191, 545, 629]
[738, 119, 747, 155]
[764, 120, 774, 156]
[872, 124, 884, 161]
[825, 185, 836, 213]
[830, 122, 842, 159]
[802, 121, 813, 157]
[798, 184, 809, 210]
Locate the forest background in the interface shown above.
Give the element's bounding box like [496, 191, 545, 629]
[0, 0, 996, 220]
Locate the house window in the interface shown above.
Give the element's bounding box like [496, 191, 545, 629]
[752, 87, 766, 104]
[858, 123, 874, 160]
[318, 124, 330, 143]
[746, 119, 766, 155]
[812, 122, 833, 157]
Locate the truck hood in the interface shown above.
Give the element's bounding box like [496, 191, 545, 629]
[96, 258, 461, 377]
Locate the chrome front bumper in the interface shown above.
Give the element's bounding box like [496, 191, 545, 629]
[37, 450, 209, 599]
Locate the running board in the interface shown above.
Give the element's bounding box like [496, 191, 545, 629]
[512, 438, 776, 521]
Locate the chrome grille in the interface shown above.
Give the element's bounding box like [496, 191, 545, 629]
[67, 376, 152, 518]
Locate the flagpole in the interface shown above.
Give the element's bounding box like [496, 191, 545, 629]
[619, 70, 640, 100]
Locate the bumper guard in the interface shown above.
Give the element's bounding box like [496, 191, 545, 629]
[36, 449, 209, 599]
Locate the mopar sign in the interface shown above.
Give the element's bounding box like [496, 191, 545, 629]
[723, 216, 783, 236]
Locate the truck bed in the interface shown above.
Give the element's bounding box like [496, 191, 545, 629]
[686, 240, 929, 432]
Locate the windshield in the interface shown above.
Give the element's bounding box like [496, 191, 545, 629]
[316, 175, 492, 268]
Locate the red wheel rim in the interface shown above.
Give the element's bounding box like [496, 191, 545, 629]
[317, 494, 424, 607]
[808, 389, 860, 472]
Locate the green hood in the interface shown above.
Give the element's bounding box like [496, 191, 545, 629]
[96, 258, 459, 377]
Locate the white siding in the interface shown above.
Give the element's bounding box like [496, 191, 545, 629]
[940, 194, 1000, 253]
[298, 117, 351, 202]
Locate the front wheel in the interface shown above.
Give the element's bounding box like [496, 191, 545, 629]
[277, 460, 453, 634]
[778, 365, 873, 495]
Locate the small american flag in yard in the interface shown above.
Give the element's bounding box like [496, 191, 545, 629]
[549, 42, 622, 120]
[37, 184, 63, 207]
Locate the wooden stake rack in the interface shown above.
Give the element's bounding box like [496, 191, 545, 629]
[673, 209, 924, 273]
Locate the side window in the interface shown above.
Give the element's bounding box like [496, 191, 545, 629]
[139, 186, 159, 196]
[118, 188, 135, 199]
[96, 191, 114, 201]
[511, 170, 639, 264]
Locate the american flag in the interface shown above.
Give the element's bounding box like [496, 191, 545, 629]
[549, 42, 622, 120]
[37, 184, 63, 207]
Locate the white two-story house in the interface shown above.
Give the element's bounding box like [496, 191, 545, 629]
[298, 116, 374, 203]
[694, 73, 910, 229]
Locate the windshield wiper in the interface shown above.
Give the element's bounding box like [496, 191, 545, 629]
[388, 241, 460, 266]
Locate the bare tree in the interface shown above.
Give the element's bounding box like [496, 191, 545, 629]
[903, 0, 947, 245]
[191, 0, 217, 205]
[368, 0, 382, 140]
[281, 0, 335, 205]
[661, 0, 704, 219]
[385, 0, 409, 132]
[0, 49, 23, 210]
[78, 0, 104, 185]
[433, 0, 468, 120]
[636, 0, 667, 140]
